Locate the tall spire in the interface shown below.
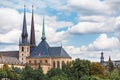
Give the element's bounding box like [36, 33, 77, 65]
[30, 5, 36, 48]
[41, 18, 46, 40]
[21, 5, 28, 44]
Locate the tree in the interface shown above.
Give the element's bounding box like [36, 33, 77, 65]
[0, 68, 7, 79]
[21, 64, 34, 80]
[11, 67, 22, 80]
[33, 63, 45, 80]
[108, 61, 114, 72]
[80, 76, 93, 80]
[91, 62, 105, 77]
[47, 68, 68, 79]
[62, 61, 73, 79]
[108, 70, 120, 80]
[71, 58, 91, 79]
[50, 75, 68, 80]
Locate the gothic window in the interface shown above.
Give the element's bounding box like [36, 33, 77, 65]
[34, 60, 37, 64]
[22, 54, 24, 56]
[53, 61, 55, 68]
[40, 60, 42, 63]
[57, 61, 60, 68]
[29, 60, 31, 64]
[27, 47, 29, 52]
[45, 60, 48, 64]
[22, 58, 23, 60]
[62, 61, 65, 68]
[22, 47, 24, 52]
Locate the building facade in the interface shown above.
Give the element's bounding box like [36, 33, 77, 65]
[0, 6, 72, 74]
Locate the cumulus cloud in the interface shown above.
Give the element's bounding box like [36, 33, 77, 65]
[68, 15, 120, 34]
[0, 8, 73, 46]
[88, 34, 120, 50]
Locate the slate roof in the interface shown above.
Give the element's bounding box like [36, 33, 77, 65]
[0, 56, 20, 64]
[0, 51, 20, 64]
[0, 51, 19, 58]
[29, 40, 71, 58]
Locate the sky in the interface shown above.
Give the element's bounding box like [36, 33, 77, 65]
[0, 0, 120, 62]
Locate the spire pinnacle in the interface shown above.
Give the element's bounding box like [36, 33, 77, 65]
[30, 5, 36, 48]
[41, 18, 46, 40]
[21, 5, 28, 44]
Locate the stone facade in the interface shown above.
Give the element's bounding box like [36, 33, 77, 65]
[27, 58, 71, 74]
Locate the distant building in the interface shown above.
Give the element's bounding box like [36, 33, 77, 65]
[100, 52, 120, 68]
[0, 6, 72, 74]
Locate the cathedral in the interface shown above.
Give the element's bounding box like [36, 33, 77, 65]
[0, 6, 72, 74]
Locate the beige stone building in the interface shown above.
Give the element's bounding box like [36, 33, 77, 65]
[0, 6, 72, 74]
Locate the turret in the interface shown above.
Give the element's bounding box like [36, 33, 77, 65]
[100, 52, 104, 64]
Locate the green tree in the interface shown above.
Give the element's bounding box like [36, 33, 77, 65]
[62, 61, 73, 79]
[11, 67, 22, 80]
[50, 75, 68, 80]
[0, 68, 7, 79]
[47, 68, 68, 79]
[91, 62, 105, 77]
[108, 59, 114, 72]
[33, 63, 45, 80]
[71, 58, 91, 79]
[80, 76, 93, 80]
[108, 70, 120, 80]
[21, 64, 34, 80]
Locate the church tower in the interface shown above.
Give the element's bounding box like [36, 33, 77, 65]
[100, 52, 104, 64]
[30, 5, 36, 52]
[19, 6, 30, 64]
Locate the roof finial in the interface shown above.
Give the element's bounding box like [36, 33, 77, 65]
[41, 17, 46, 40]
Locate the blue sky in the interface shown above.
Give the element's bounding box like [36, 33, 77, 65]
[0, 0, 120, 61]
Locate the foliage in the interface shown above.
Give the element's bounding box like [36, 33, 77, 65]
[33, 64, 45, 80]
[108, 61, 114, 72]
[80, 76, 93, 80]
[71, 58, 91, 79]
[21, 65, 34, 80]
[108, 70, 120, 80]
[50, 75, 68, 80]
[1, 58, 120, 80]
[0, 68, 7, 78]
[47, 68, 68, 80]
[91, 62, 105, 77]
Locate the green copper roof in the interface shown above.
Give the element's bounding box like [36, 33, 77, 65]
[41, 18, 46, 40]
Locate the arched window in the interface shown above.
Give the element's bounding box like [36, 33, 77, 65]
[57, 61, 60, 68]
[29, 60, 31, 64]
[22, 47, 24, 52]
[27, 47, 29, 52]
[34, 60, 37, 64]
[62, 61, 65, 68]
[53, 61, 55, 68]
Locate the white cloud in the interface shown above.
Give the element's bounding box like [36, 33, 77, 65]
[67, 0, 111, 15]
[68, 15, 120, 34]
[88, 34, 120, 50]
[0, 8, 73, 46]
